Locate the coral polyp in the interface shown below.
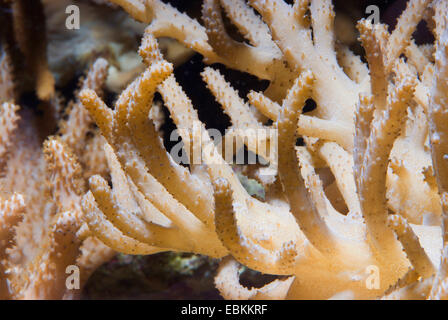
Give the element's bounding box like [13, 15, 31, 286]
[1, 0, 448, 300]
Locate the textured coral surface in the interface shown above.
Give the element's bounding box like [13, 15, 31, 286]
[0, 0, 448, 300]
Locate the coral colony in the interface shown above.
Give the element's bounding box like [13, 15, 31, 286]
[0, 0, 448, 299]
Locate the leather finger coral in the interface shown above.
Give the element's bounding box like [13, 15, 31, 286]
[1, 0, 448, 300]
[0, 47, 115, 299]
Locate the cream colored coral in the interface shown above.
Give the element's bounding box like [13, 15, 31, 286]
[101, 0, 448, 300]
[1, 0, 446, 300]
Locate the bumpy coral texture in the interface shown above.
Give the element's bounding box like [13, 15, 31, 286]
[1, 0, 448, 300]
